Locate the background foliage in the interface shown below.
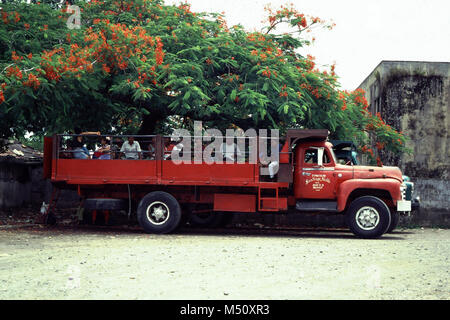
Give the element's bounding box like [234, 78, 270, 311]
[0, 0, 407, 163]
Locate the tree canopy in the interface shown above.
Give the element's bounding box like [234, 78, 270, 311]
[0, 0, 407, 164]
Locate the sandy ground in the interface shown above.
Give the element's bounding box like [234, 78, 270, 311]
[0, 225, 448, 300]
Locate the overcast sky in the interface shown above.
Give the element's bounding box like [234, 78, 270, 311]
[166, 0, 450, 90]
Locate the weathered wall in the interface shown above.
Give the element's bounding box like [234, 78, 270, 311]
[0, 162, 79, 210]
[358, 61, 450, 224]
[0, 163, 34, 208]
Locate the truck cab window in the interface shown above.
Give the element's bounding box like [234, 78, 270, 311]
[304, 148, 331, 165]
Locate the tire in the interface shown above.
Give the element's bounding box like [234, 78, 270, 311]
[345, 196, 391, 239]
[217, 213, 234, 227]
[386, 210, 400, 233]
[137, 191, 181, 234]
[189, 212, 226, 228]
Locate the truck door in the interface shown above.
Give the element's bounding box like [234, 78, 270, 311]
[298, 147, 336, 199]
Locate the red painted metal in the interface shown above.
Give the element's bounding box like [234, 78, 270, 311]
[214, 194, 256, 212]
[294, 141, 337, 199]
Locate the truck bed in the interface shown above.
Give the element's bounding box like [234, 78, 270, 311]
[52, 159, 272, 187]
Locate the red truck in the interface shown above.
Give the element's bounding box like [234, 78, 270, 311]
[43, 129, 411, 238]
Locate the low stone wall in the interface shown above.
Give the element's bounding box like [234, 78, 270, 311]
[0, 163, 80, 210]
[0, 162, 36, 208]
[414, 178, 450, 211]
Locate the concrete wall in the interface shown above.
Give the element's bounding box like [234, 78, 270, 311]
[0, 163, 35, 208]
[0, 162, 79, 210]
[358, 61, 450, 224]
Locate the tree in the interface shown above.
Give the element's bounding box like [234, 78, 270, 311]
[0, 0, 406, 162]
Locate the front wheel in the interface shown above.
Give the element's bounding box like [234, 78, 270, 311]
[345, 196, 391, 239]
[137, 191, 181, 234]
[386, 210, 400, 233]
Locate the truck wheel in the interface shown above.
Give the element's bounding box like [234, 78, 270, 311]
[217, 213, 234, 227]
[386, 210, 400, 233]
[189, 212, 225, 228]
[346, 196, 391, 239]
[137, 191, 181, 234]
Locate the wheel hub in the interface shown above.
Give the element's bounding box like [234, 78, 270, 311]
[146, 201, 170, 225]
[356, 206, 380, 230]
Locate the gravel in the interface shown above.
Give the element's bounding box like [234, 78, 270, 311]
[0, 226, 448, 299]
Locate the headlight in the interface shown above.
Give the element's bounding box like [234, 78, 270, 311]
[400, 183, 407, 200]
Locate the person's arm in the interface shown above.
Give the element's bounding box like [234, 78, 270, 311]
[236, 144, 243, 156]
[136, 142, 142, 160]
[235, 144, 244, 162]
[100, 145, 110, 152]
[81, 131, 100, 135]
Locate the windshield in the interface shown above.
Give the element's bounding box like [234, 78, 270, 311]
[328, 146, 338, 164]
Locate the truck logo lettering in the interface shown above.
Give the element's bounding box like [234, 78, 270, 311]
[305, 174, 330, 191]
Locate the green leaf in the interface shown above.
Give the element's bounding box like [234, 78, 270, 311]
[183, 90, 191, 101]
[230, 89, 237, 101]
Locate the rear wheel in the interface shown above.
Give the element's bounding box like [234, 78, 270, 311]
[189, 211, 225, 228]
[137, 191, 181, 234]
[217, 213, 234, 227]
[346, 196, 391, 239]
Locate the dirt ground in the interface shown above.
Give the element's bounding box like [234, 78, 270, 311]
[0, 225, 448, 300]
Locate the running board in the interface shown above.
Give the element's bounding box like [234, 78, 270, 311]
[295, 201, 338, 212]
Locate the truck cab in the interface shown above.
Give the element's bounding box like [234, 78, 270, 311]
[288, 136, 411, 238]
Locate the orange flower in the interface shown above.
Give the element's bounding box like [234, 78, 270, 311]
[102, 64, 110, 73]
[11, 51, 22, 62]
[23, 73, 40, 89]
[155, 37, 164, 65]
[261, 67, 271, 78]
[376, 142, 385, 150]
[376, 157, 383, 167]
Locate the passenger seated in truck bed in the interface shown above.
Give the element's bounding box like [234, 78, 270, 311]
[93, 137, 111, 160]
[120, 136, 142, 160]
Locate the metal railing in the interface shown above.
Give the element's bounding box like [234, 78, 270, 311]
[56, 134, 292, 164]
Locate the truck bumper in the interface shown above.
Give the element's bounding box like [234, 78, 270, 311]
[397, 200, 411, 212]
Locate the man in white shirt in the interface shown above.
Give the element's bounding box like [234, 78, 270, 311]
[219, 138, 243, 163]
[120, 136, 142, 160]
